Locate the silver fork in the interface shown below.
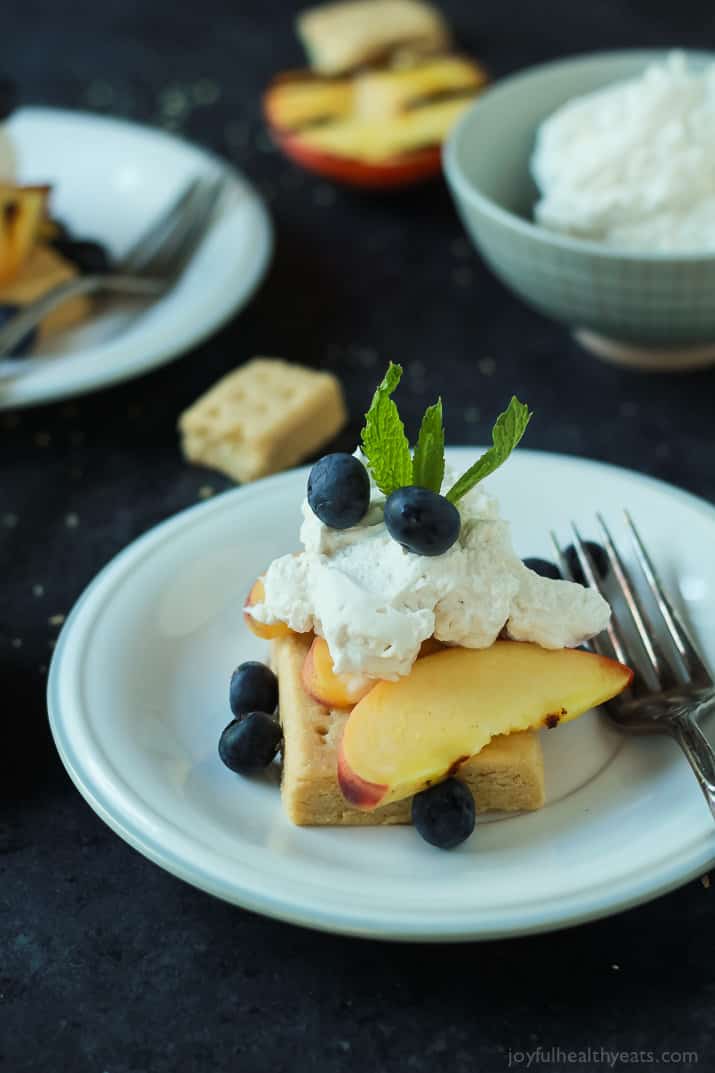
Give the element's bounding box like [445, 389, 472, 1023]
[551, 511, 715, 819]
[0, 172, 229, 372]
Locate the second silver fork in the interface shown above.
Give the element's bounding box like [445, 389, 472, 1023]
[552, 511, 715, 819]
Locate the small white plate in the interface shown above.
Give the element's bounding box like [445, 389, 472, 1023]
[48, 450, 715, 940]
[1, 107, 272, 410]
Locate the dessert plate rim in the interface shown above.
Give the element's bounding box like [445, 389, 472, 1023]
[47, 448, 715, 940]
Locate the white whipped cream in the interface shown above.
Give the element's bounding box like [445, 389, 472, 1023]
[532, 53, 715, 252]
[249, 463, 610, 680]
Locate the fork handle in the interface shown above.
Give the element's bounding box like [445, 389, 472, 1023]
[673, 711, 715, 819]
[0, 273, 165, 358]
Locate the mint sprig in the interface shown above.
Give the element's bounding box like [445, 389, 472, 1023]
[446, 397, 532, 504]
[412, 398, 445, 494]
[360, 365, 531, 504]
[360, 362, 412, 495]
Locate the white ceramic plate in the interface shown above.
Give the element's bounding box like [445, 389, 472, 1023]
[1, 108, 272, 410]
[48, 450, 715, 940]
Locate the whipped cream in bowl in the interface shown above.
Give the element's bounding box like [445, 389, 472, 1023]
[532, 51, 715, 252]
[248, 458, 610, 681]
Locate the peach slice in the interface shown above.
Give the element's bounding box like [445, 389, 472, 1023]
[243, 577, 291, 640]
[0, 184, 50, 286]
[301, 636, 374, 709]
[338, 641, 632, 810]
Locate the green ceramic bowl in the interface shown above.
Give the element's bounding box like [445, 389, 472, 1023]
[443, 50, 715, 370]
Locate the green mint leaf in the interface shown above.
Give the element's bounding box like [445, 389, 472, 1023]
[412, 398, 445, 493]
[446, 397, 532, 504]
[360, 362, 413, 495]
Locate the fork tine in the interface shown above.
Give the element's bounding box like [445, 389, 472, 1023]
[567, 523, 632, 668]
[144, 175, 227, 280]
[120, 177, 204, 275]
[595, 512, 679, 688]
[550, 528, 628, 665]
[126, 175, 222, 279]
[625, 510, 713, 687]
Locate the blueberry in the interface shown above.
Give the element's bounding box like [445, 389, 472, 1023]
[564, 541, 609, 585]
[53, 237, 111, 275]
[307, 453, 371, 529]
[384, 486, 460, 556]
[218, 712, 282, 774]
[523, 557, 561, 580]
[0, 304, 36, 357]
[230, 661, 278, 719]
[412, 778, 476, 849]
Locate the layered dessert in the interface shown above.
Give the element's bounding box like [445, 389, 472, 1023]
[264, 0, 487, 189]
[221, 364, 632, 849]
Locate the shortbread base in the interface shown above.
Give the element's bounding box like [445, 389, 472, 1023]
[272, 633, 546, 826]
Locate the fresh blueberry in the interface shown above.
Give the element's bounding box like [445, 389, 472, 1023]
[218, 712, 282, 774]
[564, 541, 609, 585]
[230, 661, 278, 719]
[523, 557, 561, 580]
[307, 452, 371, 529]
[384, 486, 460, 556]
[412, 778, 476, 849]
[53, 237, 111, 275]
[0, 304, 36, 357]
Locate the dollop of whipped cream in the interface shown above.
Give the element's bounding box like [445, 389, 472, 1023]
[249, 461, 610, 680]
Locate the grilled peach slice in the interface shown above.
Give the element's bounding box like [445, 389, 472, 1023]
[0, 184, 50, 285]
[243, 577, 291, 640]
[302, 636, 374, 708]
[302, 635, 445, 709]
[338, 642, 632, 810]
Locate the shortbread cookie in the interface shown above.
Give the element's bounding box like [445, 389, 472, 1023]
[179, 358, 348, 484]
[297, 0, 451, 75]
[0, 243, 92, 338]
[273, 633, 546, 825]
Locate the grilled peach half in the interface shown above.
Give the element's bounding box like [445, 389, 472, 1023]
[264, 55, 487, 189]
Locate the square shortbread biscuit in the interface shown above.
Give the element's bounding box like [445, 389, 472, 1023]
[273, 633, 546, 826]
[297, 0, 451, 75]
[0, 243, 92, 338]
[179, 358, 348, 483]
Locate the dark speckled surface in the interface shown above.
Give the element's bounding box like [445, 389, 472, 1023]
[2, 2, 715, 1070]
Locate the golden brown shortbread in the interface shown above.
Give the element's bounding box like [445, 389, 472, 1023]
[273, 632, 546, 825]
[179, 358, 347, 484]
